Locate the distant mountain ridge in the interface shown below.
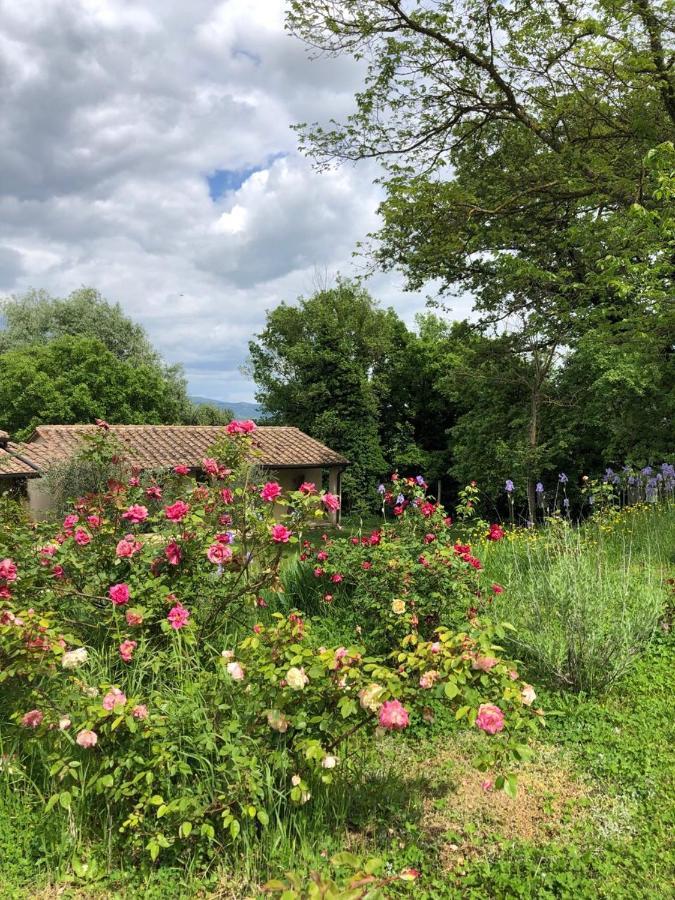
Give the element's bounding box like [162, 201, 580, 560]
[189, 396, 262, 420]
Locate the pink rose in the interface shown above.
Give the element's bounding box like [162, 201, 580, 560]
[313, 567, 324, 577]
[87, 515, 101, 528]
[125, 610, 143, 626]
[76, 729, 98, 748]
[260, 482, 282, 502]
[122, 505, 149, 524]
[330, 573, 343, 583]
[165, 500, 190, 522]
[419, 670, 439, 689]
[271, 524, 292, 543]
[299, 482, 316, 494]
[202, 457, 220, 476]
[0, 558, 18, 582]
[226, 661, 245, 681]
[472, 656, 499, 672]
[173, 465, 191, 475]
[108, 583, 130, 606]
[132, 704, 148, 720]
[430, 642, 441, 654]
[475, 703, 505, 735]
[146, 485, 163, 500]
[226, 419, 256, 434]
[102, 688, 127, 710]
[322, 492, 340, 512]
[492, 584, 504, 595]
[116, 536, 142, 558]
[220, 488, 234, 504]
[378, 700, 410, 730]
[164, 541, 182, 565]
[167, 603, 190, 630]
[21, 709, 43, 728]
[119, 639, 137, 662]
[207, 543, 232, 564]
[62, 514, 79, 531]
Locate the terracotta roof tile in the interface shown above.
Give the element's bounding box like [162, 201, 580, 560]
[0, 425, 348, 476]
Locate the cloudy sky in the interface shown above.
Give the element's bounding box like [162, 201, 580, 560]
[0, 0, 472, 401]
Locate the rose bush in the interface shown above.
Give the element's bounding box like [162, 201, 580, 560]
[0, 423, 541, 865]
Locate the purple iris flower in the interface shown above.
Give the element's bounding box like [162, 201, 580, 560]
[563, 498, 570, 508]
[505, 480, 514, 493]
[416, 475, 426, 486]
[396, 493, 405, 505]
[535, 482, 544, 494]
[641, 466, 653, 476]
[377, 483, 386, 495]
[558, 473, 568, 484]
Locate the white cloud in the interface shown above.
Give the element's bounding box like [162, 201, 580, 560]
[0, 0, 473, 402]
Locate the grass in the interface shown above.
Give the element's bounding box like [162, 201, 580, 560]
[2, 502, 674, 898]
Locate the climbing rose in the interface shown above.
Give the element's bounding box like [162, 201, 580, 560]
[164, 541, 182, 565]
[322, 492, 340, 512]
[167, 603, 190, 630]
[74, 528, 91, 546]
[419, 670, 439, 689]
[108, 583, 130, 606]
[62, 514, 79, 531]
[521, 684, 537, 706]
[299, 482, 316, 494]
[102, 688, 126, 710]
[21, 709, 43, 728]
[116, 535, 142, 558]
[132, 704, 148, 720]
[0, 559, 18, 582]
[472, 656, 499, 672]
[220, 488, 234, 504]
[207, 543, 232, 564]
[475, 704, 505, 735]
[271, 524, 292, 543]
[146, 485, 162, 500]
[285, 666, 309, 690]
[202, 457, 220, 476]
[165, 500, 190, 521]
[122, 505, 148, 524]
[226, 661, 245, 681]
[61, 648, 88, 669]
[119, 640, 137, 662]
[126, 610, 143, 626]
[76, 730, 98, 748]
[260, 482, 282, 502]
[359, 683, 384, 712]
[379, 700, 410, 730]
[226, 419, 256, 434]
[173, 465, 190, 475]
[391, 599, 406, 615]
[267, 709, 289, 732]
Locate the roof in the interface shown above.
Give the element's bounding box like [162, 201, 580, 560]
[0, 424, 348, 478]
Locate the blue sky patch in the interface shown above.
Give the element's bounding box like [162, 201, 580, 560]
[207, 153, 288, 201]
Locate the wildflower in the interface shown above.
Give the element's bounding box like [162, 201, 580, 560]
[0, 558, 18, 582]
[480, 779, 494, 792]
[173, 465, 191, 475]
[267, 709, 289, 732]
[491, 583, 504, 595]
[76, 730, 98, 748]
[126, 610, 143, 626]
[21, 709, 43, 728]
[108, 583, 130, 606]
[164, 540, 182, 565]
[379, 700, 410, 730]
[102, 688, 126, 710]
[167, 603, 190, 630]
[330, 572, 343, 583]
[207, 543, 232, 564]
[361, 560, 372, 570]
[521, 684, 536, 706]
[165, 500, 190, 521]
[475, 704, 505, 735]
[313, 566, 324, 577]
[359, 683, 384, 712]
[322, 492, 340, 512]
[260, 482, 282, 502]
[62, 648, 88, 669]
[377, 483, 386, 495]
[226, 661, 245, 681]
[271, 524, 292, 543]
[505, 480, 514, 493]
[423, 533, 436, 544]
[132, 704, 148, 720]
[119, 640, 137, 662]
[391, 599, 406, 615]
[285, 666, 309, 690]
[472, 656, 498, 672]
[122, 505, 149, 524]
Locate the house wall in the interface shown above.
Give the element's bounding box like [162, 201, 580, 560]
[27, 477, 54, 519]
[272, 466, 342, 523]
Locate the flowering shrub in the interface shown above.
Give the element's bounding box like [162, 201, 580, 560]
[0, 426, 541, 863]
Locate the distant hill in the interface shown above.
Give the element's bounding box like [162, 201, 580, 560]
[189, 396, 262, 420]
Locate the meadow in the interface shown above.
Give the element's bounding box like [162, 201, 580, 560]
[0, 432, 673, 899]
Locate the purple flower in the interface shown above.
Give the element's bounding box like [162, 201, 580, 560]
[558, 473, 568, 484]
[396, 493, 405, 505]
[641, 466, 653, 476]
[563, 498, 570, 509]
[377, 483, 386, 495]
[535, 482, 544, 494]
[415, 475, 426, 486]
[505, 480, 514, 494]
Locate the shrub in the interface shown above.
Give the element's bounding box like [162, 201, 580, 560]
[0, 422, 541, 868]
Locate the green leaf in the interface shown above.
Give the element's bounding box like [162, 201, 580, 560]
[179, 821, 192, 838]
[444, 680, 459, 699]
[58, 791, 72, 810]
[229, 818, 241, 839]
[257, 809, 270, 826]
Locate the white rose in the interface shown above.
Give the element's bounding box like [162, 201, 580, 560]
[321, 755, 338, 769]
[286, 666, 309, 691]
[221, 649, 235, 660]
[226, 661, 245, 681]
[62, 648, 88, 670]
[521, 684, 536, 706]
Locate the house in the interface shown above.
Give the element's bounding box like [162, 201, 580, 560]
[0, 424, 348, 520]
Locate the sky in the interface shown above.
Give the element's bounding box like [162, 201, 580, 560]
[0, 0, 473, 402]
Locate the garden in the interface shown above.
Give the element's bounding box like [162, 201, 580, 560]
[0, 421, 673, 898]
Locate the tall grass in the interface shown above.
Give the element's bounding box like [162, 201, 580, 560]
[481, 504, 674, 693]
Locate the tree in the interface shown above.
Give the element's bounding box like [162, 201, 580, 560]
[0, 336, 189, 440]
[248, 279, 412, 506]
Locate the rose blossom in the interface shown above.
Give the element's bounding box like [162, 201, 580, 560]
[391, 599, 406, 615]
[322, 492, 340, 512]
[102, 688, 127, 710]
[116, 535, 142, 558]
[521, 684, 537, 706]
[475, 703, 505, 735]
[271, 524, 292, 543]
[167, 603, 190, 630]
[132, 704, 148, 720]
[58, 717, 71, 730]
[0, 558, 18, 582]
[226, 661, 245, 681]
[472, 656, 499, 672]
[330, 573, 343, 584]
[419, 670, 439, 689]
[359, 683, 384, 713]
[119, 640, 137, 662]
[260, 482, 282, 502]
[61, 647, 88, 669]
[266, 709, 289, 732]
[378, 700, 410, 730]
[122, 505, 149, 524]
[62, 514, 79, 531]
[125, 610, 143, 626]
[21, 709, 43, 728]
[76, 730, 98, 748]
[492, 583, 505, 595]
[285, 666, 309, 690]
[226, 419, 256, 434]
[299, 482, 316, 494]
[165, 500, 190, 522]
[108, 583, 130, 606]
[207, 543, 232, 565]
[321, 755, 337, 769]
[73, 529, 91, 546]
[173, 465, 190, 475]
